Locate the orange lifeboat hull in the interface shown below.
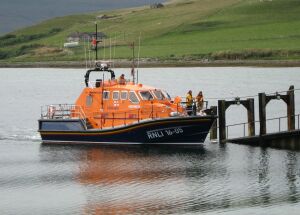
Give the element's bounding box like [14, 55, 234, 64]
[39, 115, 216, 145]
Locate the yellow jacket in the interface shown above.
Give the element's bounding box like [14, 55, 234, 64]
[186, 93, 193, 106]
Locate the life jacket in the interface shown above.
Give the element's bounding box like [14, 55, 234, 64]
[186, 93, 193, 106]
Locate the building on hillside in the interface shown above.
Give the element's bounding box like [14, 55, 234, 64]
[150, 3, 164, 9]
[63, 41, 79, 48]
[67, 32, 107, 42]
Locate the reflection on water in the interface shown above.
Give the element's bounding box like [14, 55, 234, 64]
[0, 142, 299, 214]
[1, 67, 300, 214]
[258, 149, 270, 205]
[286, 152, 299, 204]
[28, 144, 299, 214]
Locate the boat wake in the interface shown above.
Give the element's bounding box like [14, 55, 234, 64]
[0, 131, 41, 142]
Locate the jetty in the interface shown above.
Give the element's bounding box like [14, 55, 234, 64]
[209, 85, 300, 150]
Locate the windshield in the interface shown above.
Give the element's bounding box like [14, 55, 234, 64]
[152, 90, 165, 100]
[162, 91, 171, 100]
[139, 91, 154, 100]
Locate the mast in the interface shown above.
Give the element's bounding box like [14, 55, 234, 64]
[137, 33, 141, 84]
[93, 22, 102, 61]
[95, 22, 98, 61]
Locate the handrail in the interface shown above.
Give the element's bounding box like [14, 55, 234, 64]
[180, 100, 208, 110]
[40, 104, 88, 129]
[225, 113, 300, 138]
[226, 114, 300, 128]
[40, 99, 212, 130]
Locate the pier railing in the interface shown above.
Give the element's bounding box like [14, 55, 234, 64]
[225, 113, 300, 139]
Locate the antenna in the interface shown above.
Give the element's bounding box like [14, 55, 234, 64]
[131, 42, 135, 84]
[84, 36, 87, 69]
[88, 49, 91, 68]
[103, 38, 106, 60]
[113, 33, 117, 68]
[110, 37, 112, 63]
[137, 32, 141, 83]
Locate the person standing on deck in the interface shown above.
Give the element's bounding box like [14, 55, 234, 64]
[186, 90, 193, 116]
[118, 74, 126, 85]
[196, 91, 204, 112]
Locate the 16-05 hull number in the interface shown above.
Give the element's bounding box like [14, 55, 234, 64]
[146, 127, 184, 140]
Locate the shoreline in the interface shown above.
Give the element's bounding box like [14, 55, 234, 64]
[1, 59, 300, 68]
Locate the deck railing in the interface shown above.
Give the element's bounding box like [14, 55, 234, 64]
[40, 104, 87, 129]
[88, 108, 173, 129]
[40, 100, 211, 130]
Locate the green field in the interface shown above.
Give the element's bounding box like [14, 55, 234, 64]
[1, 0, 300, 63]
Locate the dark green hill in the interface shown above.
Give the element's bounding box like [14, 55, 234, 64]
[1, 0, 300, 64]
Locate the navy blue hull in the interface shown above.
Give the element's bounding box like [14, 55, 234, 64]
[39, 116, 216, 145]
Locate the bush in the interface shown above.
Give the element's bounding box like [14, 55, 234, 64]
[49, 27, 62, 34]
[0, 28, 62, 47]
[15, 44, 42, 56]
[0, 50, 9, 59]
[211, 49, 276, 60]
[0, 34, 16, 40]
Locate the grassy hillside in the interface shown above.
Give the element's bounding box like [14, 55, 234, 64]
[1, 0, 300, 63]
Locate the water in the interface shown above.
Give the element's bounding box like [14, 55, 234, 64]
[0, 67, 300, 214]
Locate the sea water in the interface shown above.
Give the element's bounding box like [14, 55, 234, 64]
[0, 67, 300, 214]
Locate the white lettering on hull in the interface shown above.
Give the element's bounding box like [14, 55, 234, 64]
[147, 131, 164, 139]
[146, 127, 184, 140]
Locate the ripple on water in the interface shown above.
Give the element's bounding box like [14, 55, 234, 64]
[1, 67, 300, 214]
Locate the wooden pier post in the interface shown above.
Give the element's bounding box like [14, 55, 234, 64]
[259, 93, 267, 135]
[287, 85, 295, 131]
[222, 85, 298, 150]
[210, 106, 218, 140]
[218, 98, 256, 143]
[247, 98, 255, 136]
[218, 100, 226, 143]
[259, 85, 295, 135]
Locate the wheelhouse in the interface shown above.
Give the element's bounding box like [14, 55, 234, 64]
[67, 62, 184, 129]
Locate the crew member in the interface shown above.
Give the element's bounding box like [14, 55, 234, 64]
[186, 90, 193, 116]
[196, 91, 204, 112]
[118, 74, 126, 85]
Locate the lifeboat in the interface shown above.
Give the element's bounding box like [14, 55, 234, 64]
[38, 61, 217, 145]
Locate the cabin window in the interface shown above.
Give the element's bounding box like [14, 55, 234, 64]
[139, 91, 153, 100]
[113, 91, 119, 100]
[86, 95, 93, 106]
[152, 90, 165, 100]
[121, 91, 128, 100]
[103, 91, 110, 100]
[129, 91, 139, 103]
